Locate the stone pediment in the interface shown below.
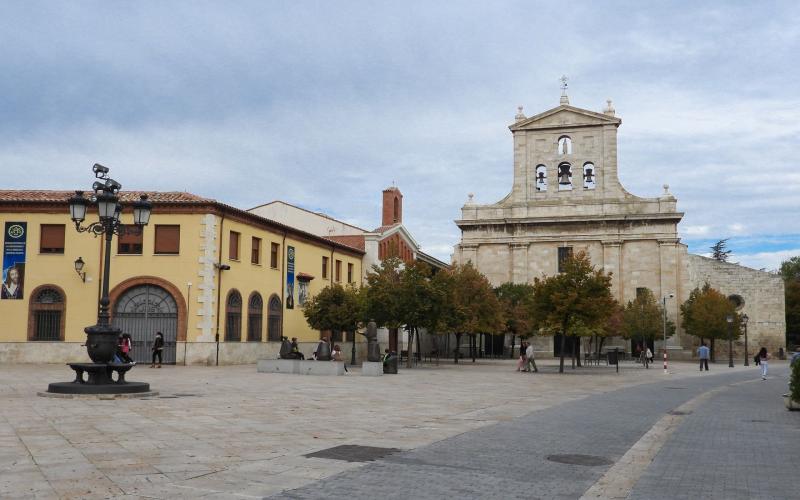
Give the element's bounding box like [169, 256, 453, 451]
[509, 105, 620, 131]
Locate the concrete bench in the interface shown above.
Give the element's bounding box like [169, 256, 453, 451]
[257, 359, 300, 374]
[256, 359, 345, 376]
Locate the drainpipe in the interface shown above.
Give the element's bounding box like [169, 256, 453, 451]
[214, 214, 226, 366]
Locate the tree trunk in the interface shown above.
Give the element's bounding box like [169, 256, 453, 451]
[576, 336, 582, 367]
[510, 334, 516, 359]
[571, 336, 576, 369]
[559, 321, 568, 373]
[454, 333, 462, 364]
[416, 327, 422, 363]
[711, 338, 716, 362]
[598, 337, 605, 359]
[406, 327, 414, 369]
[471, 334, 477, 363]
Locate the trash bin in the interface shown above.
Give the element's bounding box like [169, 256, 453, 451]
[606, 349, 618, 366]
[383, 353, 398, 374]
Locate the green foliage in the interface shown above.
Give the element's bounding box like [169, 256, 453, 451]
[780, 256, 800, 348]
[680, 283, 740, 341]
[396, 260, 442, 333]
[303, 283, 363, 335]
[620, 288, 676, 342]
[436, 263, 504, 336]
[791, 356, 800, 402]
[710, 239, 732, 262]
[495, 282, 536, 338]
[363, 257, 403, 329]
[528, 251, 615, 372]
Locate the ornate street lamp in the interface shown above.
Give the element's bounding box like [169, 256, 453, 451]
[726, 314, 734, 368]
[48, 164, 153, 395]
[741, 314, 749, 366]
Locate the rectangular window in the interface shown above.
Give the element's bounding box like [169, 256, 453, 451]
[270, 242, 279, 268]
[251, 237, 261, 264]
[557, 246, 573, 273]
[40, 224, 65, 254]
[636, 287, 649, 300]
[335, 259, 342, 282]
[229, 231, 240, 260]
[347, 263, 354, 283]
[322, 256, 329, 279]
[118, 227, 144, 254]
[154, 225, 180, 254]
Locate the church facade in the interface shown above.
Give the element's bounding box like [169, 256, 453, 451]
[452, 91, 785, 359]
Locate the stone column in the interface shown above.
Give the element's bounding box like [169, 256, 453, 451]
[510, 243, 529, 284]
[658, 239, 680, 348]
[602, 240, 622, 302]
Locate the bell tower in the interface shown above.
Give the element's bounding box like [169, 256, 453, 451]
[382, 186, 402, 226]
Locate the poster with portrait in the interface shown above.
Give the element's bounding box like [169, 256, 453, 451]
[298, 280, 309, 306]
[285, 245, 295, 309]
[2, 222, 27, 300]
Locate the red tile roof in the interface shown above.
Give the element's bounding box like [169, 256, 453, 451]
[372, 223, 400, 233]
[326, 234, 366, 251]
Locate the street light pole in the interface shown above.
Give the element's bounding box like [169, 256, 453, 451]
[662, 293, 674, 374]
[742, 314, 749, 366]
[726, 314, 734, 368]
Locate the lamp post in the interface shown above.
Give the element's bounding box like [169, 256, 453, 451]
[741, 314, 749, 366]
[726, 314, 734, 368]
[662, 293, 674, 374]
[48, 164, 152, 395]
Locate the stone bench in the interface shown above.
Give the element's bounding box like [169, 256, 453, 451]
[256, 359, 345, 376]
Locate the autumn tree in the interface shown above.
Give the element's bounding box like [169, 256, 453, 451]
[529, 251, 615, 373]
[620, 288, 675, 366]
[303, 283, 363, 342]
[363, 256, 403, 340]
[495, 282, 536, 358]
[780, 256, 800, 348]
[680, 283, 741, 360]
[395, 260, 443, 368]
[436, 263, 504, 364]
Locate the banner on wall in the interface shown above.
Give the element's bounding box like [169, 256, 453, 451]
[286, 245, 295, 309]
[2, 222, 27, 300]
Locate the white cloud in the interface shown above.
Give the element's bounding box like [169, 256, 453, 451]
[731, 249, 800, 272]
[683, 225, 710, 236]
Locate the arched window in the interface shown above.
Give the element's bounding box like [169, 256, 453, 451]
[29, 286, 66, 341]
[393, 197, 399, 223]
[225, 290, 242, 341]
[535, 165, 548, 192]
[583, 162, 596, 189]
[558, 136, 572, 155]
[558, 162, 572, 191]
[267, 294, 282, 341]
[247, 292, 263, 342]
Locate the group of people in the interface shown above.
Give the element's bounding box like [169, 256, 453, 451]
[697, 342, 797, 381]
[515, 341, 538, 373]
[113, 331, 164, 368]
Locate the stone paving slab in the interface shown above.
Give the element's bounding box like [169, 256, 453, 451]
[0, 359, 773, 498]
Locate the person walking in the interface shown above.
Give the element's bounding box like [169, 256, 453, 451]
[517, 341, 528, 372]
[150, 331, 164, 368]
[697, 342, 710, 371]
[119, 333, 134, 364]
[525, 342, 538, 373]
[758, 347, 769, 380]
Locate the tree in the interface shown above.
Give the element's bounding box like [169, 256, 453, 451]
[529, 251, 615, 373]
[395, 260, 443, 368]
[710, 239, 732, 262]
[680, 283, 740, 359]
[363, 256, 403, 340]
[303, 283, 363, 342]
[495, 282, 536, 358]
[435, 263, 504, 364]
[620, 289, 675, 367]
[780, 256, 800, 348]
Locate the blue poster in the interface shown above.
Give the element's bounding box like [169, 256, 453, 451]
[286, 245, 295, 309]
[2, 222, 27, 300]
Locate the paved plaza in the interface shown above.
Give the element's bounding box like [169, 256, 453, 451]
[0, 359, 796, 499]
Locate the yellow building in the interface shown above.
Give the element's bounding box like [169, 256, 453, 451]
[0, 190, 364, 365]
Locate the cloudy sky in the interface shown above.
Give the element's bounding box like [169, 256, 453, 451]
[2, 1, 798, 269]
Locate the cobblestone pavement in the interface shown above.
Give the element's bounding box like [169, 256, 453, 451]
[628, 371, 799, 500]
[272, 366, 796, 500]
[0, 360, 789, 499]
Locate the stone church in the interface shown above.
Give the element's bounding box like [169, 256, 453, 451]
[452, 88, 785, 359]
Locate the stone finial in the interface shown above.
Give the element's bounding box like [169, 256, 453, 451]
[559, 75, 570, 105]
[466, 193, 475, 205]
[604, 98, 615, 116]
[662, 184, 670, 195]
[515, 105, 526, 122]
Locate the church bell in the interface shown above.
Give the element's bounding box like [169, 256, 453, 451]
[583, 168, 594, 183]
[537, 172, 546, 185]
[558, 165, 571, 185]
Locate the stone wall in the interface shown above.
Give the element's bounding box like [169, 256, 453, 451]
[683, 254, 786, 358]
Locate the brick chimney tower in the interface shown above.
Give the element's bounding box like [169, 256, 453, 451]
[381, 187, 403, 226]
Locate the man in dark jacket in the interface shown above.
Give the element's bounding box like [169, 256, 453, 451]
[150, 331, 164, 368]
